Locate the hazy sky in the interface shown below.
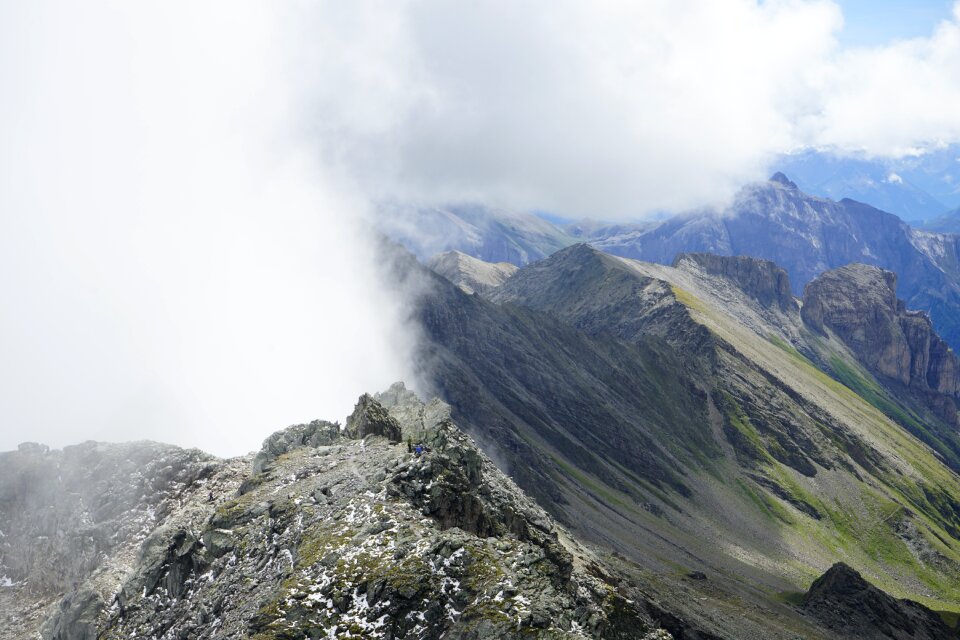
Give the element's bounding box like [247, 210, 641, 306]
[2, 1, 960, 455]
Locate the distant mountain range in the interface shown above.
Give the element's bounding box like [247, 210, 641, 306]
[376, 202, 573, 265]
[926, 206, 960, 233]
[385, 173, 960, 352]
[776, 146, 960, 225]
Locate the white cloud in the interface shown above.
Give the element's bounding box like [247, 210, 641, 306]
[809, 3, 960, 157]
[4, 0, 960, 454]
[291, 0, 960, 218]
[0, 2, 420, 455]
[299, 0, 845, 217]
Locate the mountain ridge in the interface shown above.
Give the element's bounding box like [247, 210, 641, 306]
[3, 389, 680, 640]
[8, 242, 960, 638]
[413, 243, 960, 636]
[388, 176, 960, 351]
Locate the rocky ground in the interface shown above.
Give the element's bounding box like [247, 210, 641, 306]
[2, 386, 672, 639]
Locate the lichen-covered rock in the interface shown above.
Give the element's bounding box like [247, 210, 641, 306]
[41, 589, 103, 640]
[7, 388, 658, 640]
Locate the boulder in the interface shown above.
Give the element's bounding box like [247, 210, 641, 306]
[251, 420, 340, 474]
[344, 394, 402, 443]
[41, 589, 104, 640]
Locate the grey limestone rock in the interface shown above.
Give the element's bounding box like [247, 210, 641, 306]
[40, 589, 104, 640]
[34, 387, 657, 639]
[674, 252, 798, 313]
[344, 393, 403, 442]
[802, 263, 960, 398]
[251, 419, 341, 474]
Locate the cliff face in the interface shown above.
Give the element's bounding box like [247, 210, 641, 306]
[673, 253, 798, 314]
[0, 441, 244, 640]
[802, 263, 960, 399]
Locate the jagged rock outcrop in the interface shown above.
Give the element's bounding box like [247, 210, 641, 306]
[104, 391, 660, 639]
[251, 419, 340, 474]
[6, 388, 668, 640]
[41, 589, 103, 640]
[801, 563, 956, 640]
[802, 263, 960, 398]
[374, 381, 452, 443]
[673, 253, 798, 313]
[0, 440, 245, 640]
[0, 440, 221, 597]
[344, 393, 403, 442]
[427, 249, 519, 296]
[379, 385, 568, 574]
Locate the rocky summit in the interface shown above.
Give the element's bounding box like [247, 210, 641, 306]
[2, 387, 672, 640]
[802, 563, 956, 640]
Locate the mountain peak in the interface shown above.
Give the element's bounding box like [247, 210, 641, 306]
[427, 250, 518, 295]
[803, 562, 955, 639]
[803, 562, 867, 600]
[769, 172, 799, 189]
[802, 263, 960, 401]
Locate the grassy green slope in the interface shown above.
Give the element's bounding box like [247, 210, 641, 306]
[671, 280, 960, 612]
[420, 246, 960, 636]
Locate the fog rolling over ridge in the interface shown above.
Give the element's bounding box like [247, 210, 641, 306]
[10, 3, 960, 639]
[5, 1, 960, 451]
[0, 4, 420, 455]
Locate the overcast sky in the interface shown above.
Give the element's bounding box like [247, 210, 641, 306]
[2, 1, 960, 455]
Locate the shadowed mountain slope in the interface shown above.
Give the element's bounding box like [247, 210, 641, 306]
[418, 244, 960, 638]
